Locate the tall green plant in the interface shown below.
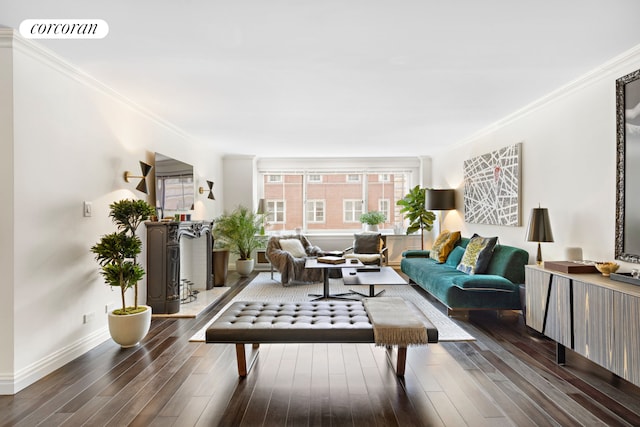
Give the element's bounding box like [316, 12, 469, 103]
[396, 185, 436, 249]
[91, 199, 155, 314]
[213, 205, 265, 260]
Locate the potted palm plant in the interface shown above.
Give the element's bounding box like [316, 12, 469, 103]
[213, 205, 266, 276]
[91, 199, 156, 347]
[359, 210, 386, 232]
[396, 185, 436, 249]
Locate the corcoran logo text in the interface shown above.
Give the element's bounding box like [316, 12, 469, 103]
[19, 19, 109, 39]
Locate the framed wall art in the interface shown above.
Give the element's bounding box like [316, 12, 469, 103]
[463, 143, 522, 226]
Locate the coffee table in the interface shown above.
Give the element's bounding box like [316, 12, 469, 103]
[342, 266, 408, 297]
[305, 258, 363, 300]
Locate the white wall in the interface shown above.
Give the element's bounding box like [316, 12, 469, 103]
[1, 30, 223, 394]
[222, 155, 256, 213]
[433, 45, 640, 269]
[0, 32, 16, 386]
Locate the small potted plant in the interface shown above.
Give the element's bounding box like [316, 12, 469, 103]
[91, 199, 156, 347]
[213, 205, 266, 276]
[359, 210, 386, 232]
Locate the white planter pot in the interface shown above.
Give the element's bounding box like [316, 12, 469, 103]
[236, 259, 255, 277]
[365, 224, 379, 232]
[108, 305, 152, 348]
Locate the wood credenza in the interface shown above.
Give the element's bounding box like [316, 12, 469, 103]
[525, 265, 640, 387]
[146, 221, 214, 314]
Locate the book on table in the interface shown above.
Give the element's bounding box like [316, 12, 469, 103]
[317, 256, 346, 264]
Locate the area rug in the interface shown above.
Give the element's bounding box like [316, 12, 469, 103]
[189, 272, 475, 342]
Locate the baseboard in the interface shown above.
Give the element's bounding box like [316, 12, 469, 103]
[0, 327, 110, 395]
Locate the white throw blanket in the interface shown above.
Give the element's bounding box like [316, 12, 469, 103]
[363, 297, 428, 347]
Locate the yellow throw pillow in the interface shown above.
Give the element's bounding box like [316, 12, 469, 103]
[429, 230, 461, 262]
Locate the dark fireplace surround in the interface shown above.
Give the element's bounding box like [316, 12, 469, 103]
[146, 221, 214, 314]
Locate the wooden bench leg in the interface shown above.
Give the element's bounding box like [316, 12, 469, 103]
[396, 346, 407, 376]
[385, 346, 407, 376]
[235, 343, 260, 377]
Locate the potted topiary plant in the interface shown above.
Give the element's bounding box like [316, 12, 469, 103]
[396, 185, 436, 249]
[91, 199, 156, 347]
[213, 205, 266, 277]
[359, 210, 386, 232]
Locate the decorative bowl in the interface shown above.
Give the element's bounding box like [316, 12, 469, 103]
[594, 262, 620, 276]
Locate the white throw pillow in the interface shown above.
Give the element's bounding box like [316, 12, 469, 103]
[279, 239, 307, 258]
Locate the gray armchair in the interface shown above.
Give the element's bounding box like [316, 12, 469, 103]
[344, 233, 387, 266]
[266, 234, 324, 285]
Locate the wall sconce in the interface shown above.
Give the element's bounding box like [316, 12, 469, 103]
[123, 161, 152, 194]
[526, 205, 554, 265]
[198, 180, 215, 200]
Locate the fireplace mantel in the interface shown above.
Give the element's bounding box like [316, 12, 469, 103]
[146, 220, 214, 314]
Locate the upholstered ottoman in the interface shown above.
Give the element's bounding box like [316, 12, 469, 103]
[205, 299, 438, 377]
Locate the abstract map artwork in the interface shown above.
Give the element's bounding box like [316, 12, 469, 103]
[463, 143, 522, 226]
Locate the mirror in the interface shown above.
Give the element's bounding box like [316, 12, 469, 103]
[615, 68, 640, 263]
[155, 153, 194, 213]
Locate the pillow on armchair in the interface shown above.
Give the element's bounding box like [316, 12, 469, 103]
[278, 238, 307, 258]
[353, 233, 382, 254]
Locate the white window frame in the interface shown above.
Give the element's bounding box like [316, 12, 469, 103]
[344, 199, 363, 223]
[267, 174, 282, 183]
[378, 173, 390, 182]
[307, 174, 322, 183]
[378, 199, 390, 223]
[267, 200, 286, 223]
[306, 200, 325, 223]
[346, 174, 361, 183]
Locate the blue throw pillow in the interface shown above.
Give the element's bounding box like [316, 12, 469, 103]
[445, 246, 465, 267]
[456, 234, 498, 274]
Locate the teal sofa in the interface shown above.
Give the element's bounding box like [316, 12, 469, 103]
[401, 237, 528, 315]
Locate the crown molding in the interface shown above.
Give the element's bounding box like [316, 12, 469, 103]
[452, 43, 640, 148]
[0, 28, 199, 144]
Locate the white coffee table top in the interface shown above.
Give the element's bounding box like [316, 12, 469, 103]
[342, 266, 407, 286]
[305, 258, 363, 269]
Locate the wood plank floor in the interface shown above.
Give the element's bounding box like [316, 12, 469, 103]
[2, 271, 639, 426]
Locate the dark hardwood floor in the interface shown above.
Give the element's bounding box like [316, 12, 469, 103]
[2, 271, 640, 426]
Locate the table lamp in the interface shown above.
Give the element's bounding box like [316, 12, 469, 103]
[257, 198, 266, 235]
[526, 206, 554, 265]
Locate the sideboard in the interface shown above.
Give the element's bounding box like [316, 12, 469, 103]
[525, 265, 640, 387]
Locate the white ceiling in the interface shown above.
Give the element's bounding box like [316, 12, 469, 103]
[3, 1, 640, 158]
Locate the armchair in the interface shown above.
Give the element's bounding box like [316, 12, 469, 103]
[344, 233, 387, 266]
[266, 234, 324, 285]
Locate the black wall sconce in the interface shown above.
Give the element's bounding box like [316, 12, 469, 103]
[198, 180, 215, 200]
[124, 161, 152, 194]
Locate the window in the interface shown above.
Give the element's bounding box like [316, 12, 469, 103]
[306, 200, 325, 223]
[259, 165, 412, 232]
[344, 200, 363, 223]
[267, 200, 285, 223]
[379, 199, 390, 223]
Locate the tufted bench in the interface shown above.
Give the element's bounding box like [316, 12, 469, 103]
[205, 300, 438, 377]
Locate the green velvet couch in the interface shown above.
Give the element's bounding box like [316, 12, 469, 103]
[401, 237, 528, 315]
